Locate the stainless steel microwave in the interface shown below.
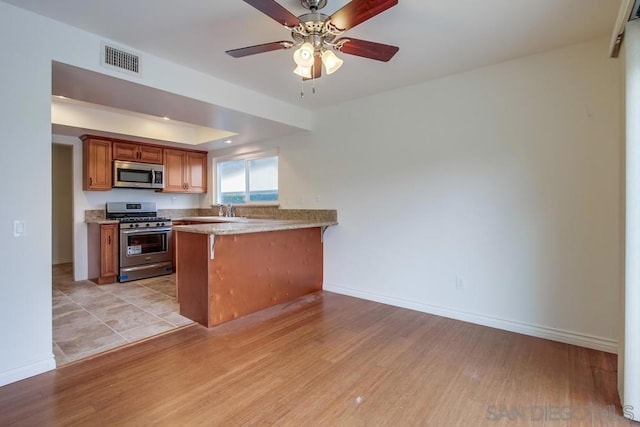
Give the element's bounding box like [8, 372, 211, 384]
[113, 160, 164, 189]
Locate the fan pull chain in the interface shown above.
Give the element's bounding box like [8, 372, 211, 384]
[299, 61, 319, 99]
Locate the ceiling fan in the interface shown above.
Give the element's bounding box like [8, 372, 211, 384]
[226, 0, 399, 80]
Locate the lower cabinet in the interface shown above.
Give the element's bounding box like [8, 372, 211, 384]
[88, 223, 119, 284]
[171, 220, 195, 269]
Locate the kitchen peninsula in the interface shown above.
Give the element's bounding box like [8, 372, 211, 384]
[173, 217, 337, 327]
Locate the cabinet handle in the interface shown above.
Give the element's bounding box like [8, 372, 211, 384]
[89, 177, 93, 186]
[108, 235, 111, 245]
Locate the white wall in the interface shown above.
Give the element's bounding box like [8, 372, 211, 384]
[622, 18, 640, 421]
[0, 1, 310, 386]
[271, 38, 622, 352]
[52, 144, 73, 264]
[0, 2, 56, 386]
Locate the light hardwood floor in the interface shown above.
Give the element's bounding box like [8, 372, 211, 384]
[1, 291, 630, 426]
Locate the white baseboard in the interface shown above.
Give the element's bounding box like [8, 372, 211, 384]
[323, 283, 618, 354]
[0, 357, 56, 387]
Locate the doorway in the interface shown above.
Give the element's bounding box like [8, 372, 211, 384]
[52, 143, 73, 265]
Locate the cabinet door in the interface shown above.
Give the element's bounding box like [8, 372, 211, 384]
[83, 139, 112, 191]
[100, 224, 118, 284]
[138, 145, 163, 164]
[112, 142, 138, 162]
[185, 151, 207, 193]
[113, 142, 163, 164]
[163, 149, 186, 192]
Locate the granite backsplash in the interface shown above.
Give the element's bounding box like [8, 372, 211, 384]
[85, 206, 337, 223]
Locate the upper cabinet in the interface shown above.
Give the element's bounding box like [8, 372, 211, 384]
[82, 136, 112, 191]
[81, 134, 206, 193]
[113, 141, 163, 164]
[164, 149, 207, 193]
[185, 151, 207, 193]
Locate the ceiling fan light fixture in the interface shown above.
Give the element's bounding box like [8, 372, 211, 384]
[321, 50, 343, 74]
[293, 64, 312, 78]
[293, 42, 315, 67]
[227, 0, 400, 85]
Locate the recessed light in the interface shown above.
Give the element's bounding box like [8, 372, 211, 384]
[224, 140, 233, 144]
[162, 116, 171, 121]
[55, 95, 67, 99]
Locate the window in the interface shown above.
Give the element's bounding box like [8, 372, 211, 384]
[216, 152, 278, 204]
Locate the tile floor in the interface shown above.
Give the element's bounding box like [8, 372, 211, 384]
[52, 263, 193, 366]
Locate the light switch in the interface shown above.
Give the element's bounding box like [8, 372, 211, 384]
[13, 220, 26, 237]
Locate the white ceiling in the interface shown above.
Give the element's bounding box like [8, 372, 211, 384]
[50, 61, 305, 150]
[3, 0, 622, 147]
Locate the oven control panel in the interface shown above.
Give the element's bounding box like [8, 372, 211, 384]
[121, 221, 172, 229]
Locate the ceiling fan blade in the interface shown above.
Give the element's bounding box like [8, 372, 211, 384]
[242, 0, 301, 27]
[335, 38, 399, 62]
[226, 41, 293, 58]
[303, 55, 323, 81]
[328, 0, 398, 31]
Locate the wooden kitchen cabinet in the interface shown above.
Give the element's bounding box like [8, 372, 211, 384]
[163, 148, 207, 193]
[171, 220, 202, 270]
[176, 227, 323, 327]
[88, 223, 119, 284]
[185, 151, 207, 193]
[82, 136, 112, 191]
[113, 141, 163, 164]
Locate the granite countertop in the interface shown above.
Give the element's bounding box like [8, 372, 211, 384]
[86, 207, 337, 224]
[173, 218, 338, 235]
[85, 215, 338, 234]
[85, 216, 240, 225]
[85, 216, 249, 225]
[85, 219, 120, 224]
[174, 216, 253, 223]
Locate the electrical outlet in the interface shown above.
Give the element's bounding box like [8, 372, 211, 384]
[13, 220, 26, 237]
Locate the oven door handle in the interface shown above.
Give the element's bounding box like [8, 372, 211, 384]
[120, 227, 173, 235]
[120, 262, 172, 273]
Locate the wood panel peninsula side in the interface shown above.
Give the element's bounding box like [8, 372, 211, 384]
[174, 219, 337, 327]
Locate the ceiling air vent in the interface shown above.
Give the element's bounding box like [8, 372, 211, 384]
[101, 43, 141, 75]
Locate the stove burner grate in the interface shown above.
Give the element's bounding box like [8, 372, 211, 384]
[118, 216, 171, 223]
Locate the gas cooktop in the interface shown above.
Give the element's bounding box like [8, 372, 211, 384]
[105, 202, 172, 228]
[118, 216, 171, 223]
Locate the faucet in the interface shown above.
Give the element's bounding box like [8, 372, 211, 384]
[225, 204, 235, 217]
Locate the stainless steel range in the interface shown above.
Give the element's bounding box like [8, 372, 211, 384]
[106, 202, 173, 282]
